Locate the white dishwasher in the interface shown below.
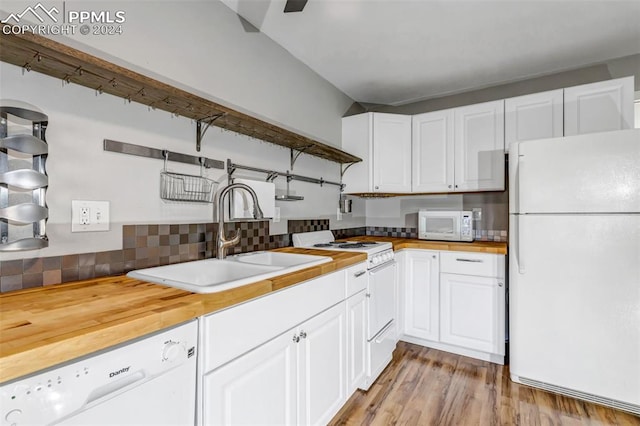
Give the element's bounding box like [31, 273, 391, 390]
[0, 320, 198, 426]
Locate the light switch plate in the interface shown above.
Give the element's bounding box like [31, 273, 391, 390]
[71, 200, 110, 232]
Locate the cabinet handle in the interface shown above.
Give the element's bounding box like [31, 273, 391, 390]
[455, 185, 458, 188]
[354, 270, 366, 278]
[448, 185, 452, 189]
[375, 186, 379, 190]
[365, 293, 371, 298]
[432, 255, 436, 259]
[300, 331, 307, 339]
[455, 258, 483, 263]
[292, 334, 300, 343]
[498, 282, 504, 287]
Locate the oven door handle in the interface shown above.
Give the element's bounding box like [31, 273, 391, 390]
[369, 261, 396, 275]
[373, 321, 394, 344]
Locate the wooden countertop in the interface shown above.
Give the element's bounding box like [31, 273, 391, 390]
[340, 236, 508, 255]
[0, 248, 365, 383]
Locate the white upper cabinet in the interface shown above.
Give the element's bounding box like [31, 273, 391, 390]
[412, 109, 455, 192]
[342, 112, 412, 193]
[411, 101, 505, 193]
[505, 89, 564, 152]
[453, 100, 505, 192]
[564, 76, 634, 136]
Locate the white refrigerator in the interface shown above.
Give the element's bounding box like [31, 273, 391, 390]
[509, 129, 640, 415]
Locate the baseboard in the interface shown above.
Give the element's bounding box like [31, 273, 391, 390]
[400, 335, 504, 365]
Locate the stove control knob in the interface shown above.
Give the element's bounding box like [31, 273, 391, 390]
[372, 256, 381, 265]
[162, 341, 183, 362]
[5, 409, 22, 423]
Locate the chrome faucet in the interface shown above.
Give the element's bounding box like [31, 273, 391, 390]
[216, 183, 264, 260]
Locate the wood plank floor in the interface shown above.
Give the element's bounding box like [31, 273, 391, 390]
[329, 342, 639, 426]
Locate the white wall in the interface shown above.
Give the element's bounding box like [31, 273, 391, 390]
[0, 62, 361, 260]
[0, 0, 353, 146]
[365, 195, 463, 228]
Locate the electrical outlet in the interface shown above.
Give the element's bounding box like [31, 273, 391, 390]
[72, 200, 110, 232]
[472, 208, 482, 221]
[80, 207, 90, 225]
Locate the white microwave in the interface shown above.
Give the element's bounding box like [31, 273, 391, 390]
[418, 210, 474, 242]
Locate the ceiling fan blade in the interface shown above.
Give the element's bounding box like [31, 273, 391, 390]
[284, 0, 308, 13]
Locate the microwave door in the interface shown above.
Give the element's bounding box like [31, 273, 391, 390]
[424, 216, 458, 240]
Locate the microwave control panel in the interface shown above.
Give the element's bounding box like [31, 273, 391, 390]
[461, 214, 473, 238]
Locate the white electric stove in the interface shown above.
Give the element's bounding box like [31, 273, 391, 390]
[292, 230, 394, 270]
[292, 230, 397, 390]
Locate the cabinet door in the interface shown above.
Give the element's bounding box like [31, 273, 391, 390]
[440, 273, 505, 355]
[202, 331, 297, 426]
[412, 110, 455, 192]
[404, 250, 440, 341]
[342, 113, 373, 193]
[298, 302, 347, 426]
[564, 76, 634, 136]
[454, 100, 505, 191]
[346, 290, 367, 395]
[372, 113, 412, 192]
[505, 89, 563, 151]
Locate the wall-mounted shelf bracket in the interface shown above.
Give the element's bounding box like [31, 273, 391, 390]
[340, 162, 357, 179]
[290, 145, 313, 170]
[196, 113, 226, 152]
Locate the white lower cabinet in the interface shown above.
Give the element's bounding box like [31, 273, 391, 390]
[298, 302, 348, 426]
[440, 273, 505, 355]
[403, 250, 440, 341]
[401, 249, 506, 364]
[199, 263, 367, 426]
[203, 302, 347, 426]
[203, 330, 297, 425]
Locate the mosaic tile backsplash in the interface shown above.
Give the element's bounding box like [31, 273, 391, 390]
[0, 223, 506, 293]
[0, 220, 289, 293]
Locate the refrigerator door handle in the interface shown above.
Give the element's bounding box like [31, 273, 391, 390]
[514, 215, 525, 274]
[516, 154, 523, 214]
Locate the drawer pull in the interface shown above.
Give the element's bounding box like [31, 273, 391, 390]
[455, 258, 483, 263]
[354, 270, 366, 278]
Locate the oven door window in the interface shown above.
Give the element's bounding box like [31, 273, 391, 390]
[367, 262, 396, 340]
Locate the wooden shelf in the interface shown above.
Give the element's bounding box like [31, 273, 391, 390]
[0, 25, 361, 165]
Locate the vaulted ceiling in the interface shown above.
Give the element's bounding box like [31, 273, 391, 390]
[221, 0, 640, 106]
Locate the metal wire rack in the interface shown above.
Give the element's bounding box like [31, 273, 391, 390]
[160, 152, 218, 203]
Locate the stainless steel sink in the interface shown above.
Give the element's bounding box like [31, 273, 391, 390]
[127, 252, 331, 294]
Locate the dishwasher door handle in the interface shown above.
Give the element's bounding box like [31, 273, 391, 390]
[86, 370, 147, 405]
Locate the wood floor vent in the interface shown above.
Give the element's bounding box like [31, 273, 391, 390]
[518, 377, 640, 416]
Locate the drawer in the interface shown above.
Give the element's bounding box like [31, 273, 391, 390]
[345, 262, 368, 298]
[440, 252, 505, 278]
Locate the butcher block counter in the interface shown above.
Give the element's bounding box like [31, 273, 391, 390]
[341, 236, 508, 255]
[0, 248, 366, 383]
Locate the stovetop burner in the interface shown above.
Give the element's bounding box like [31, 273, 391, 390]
[313, 243, 334, 248]
[337, 243, 368, 249]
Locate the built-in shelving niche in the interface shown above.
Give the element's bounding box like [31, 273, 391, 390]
[0, 24, 361, 166]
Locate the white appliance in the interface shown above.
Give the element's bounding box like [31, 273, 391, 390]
[418, 210, 474, 242]
[292, 230, 396, 390]
[509, 129, 640, 415]
[0, 321, 198, 425]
